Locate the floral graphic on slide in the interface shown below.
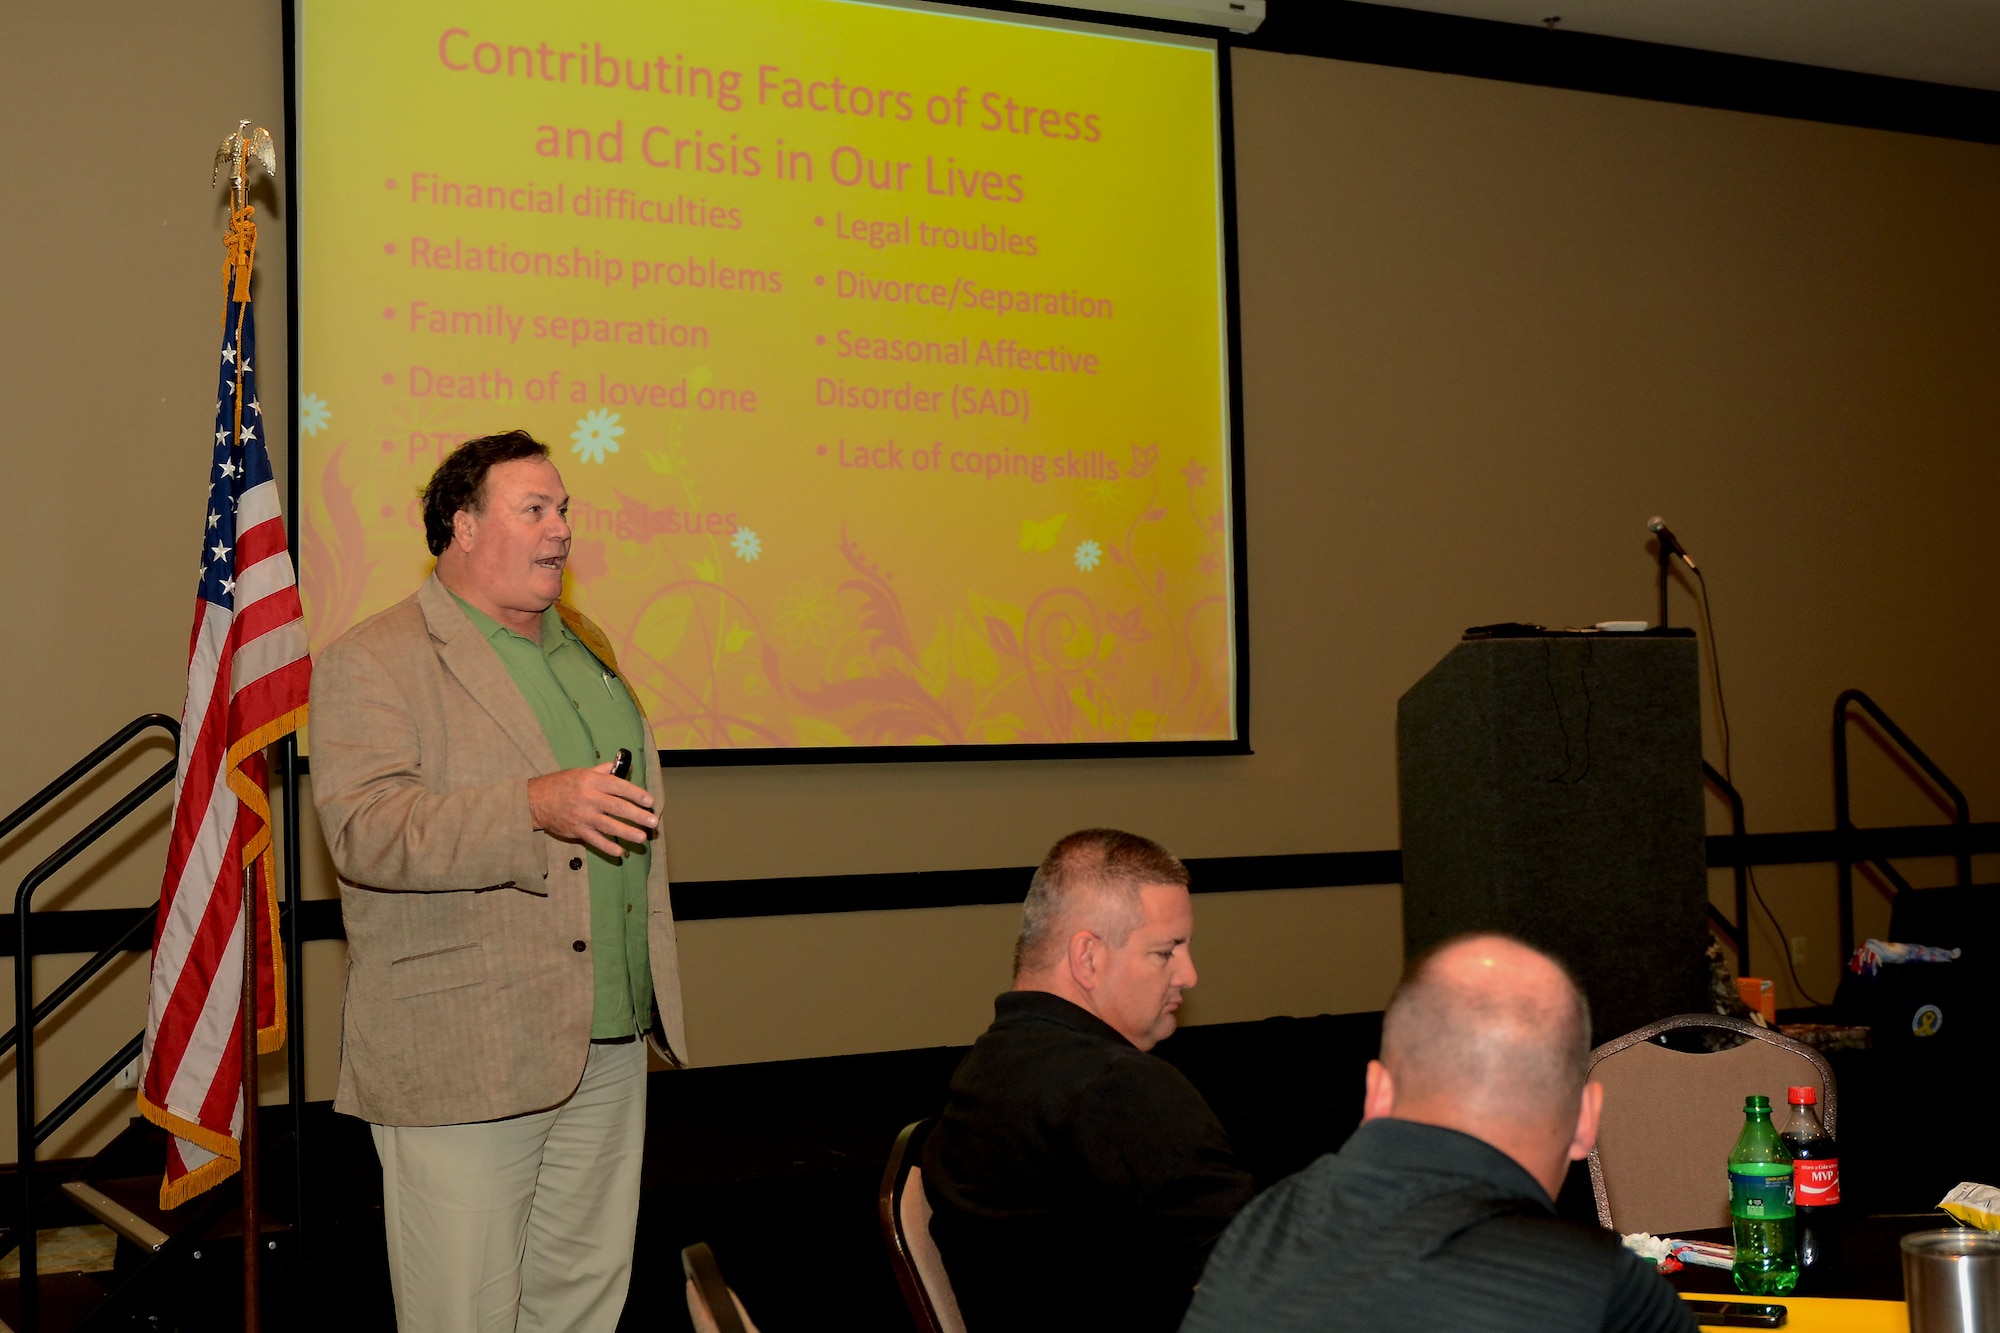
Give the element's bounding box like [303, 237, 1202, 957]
[299, 393, 331, 437]
[595, 476, 1233, 751]
[297, 439, 379, 656]
[569, 409, 624, 464]
[1073, 539, 1103, 572]
[730, 526, 762, 562]
[774, 582, 839, 648]
[1019, 513, 1068, 552]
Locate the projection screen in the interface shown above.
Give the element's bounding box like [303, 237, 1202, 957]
[292, 0, 1245, 759]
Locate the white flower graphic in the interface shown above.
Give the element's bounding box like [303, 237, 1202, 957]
[569, 409, 625, 464]
[299, 392, 331, 437]
[730, 527, 763, 562]
[1073, 539, 1103, 572]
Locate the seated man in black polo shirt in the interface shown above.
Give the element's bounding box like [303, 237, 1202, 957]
[921, 829, 1255, 1333]
[1181, 933, 1696, 1333]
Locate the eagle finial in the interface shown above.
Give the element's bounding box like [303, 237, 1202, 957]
[249, 127, 277, 182]
[212, 120, 275, 203]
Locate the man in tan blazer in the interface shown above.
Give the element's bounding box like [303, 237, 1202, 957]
[310, 430, 685, 1333]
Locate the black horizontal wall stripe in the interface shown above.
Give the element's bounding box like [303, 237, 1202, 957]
[7, 822, 1994, 954]
[1238, 0, 2000, 147]
[1719, 824, 2000, 865]
[668, 823, 2000, 919]
[0, 906, 156, 958]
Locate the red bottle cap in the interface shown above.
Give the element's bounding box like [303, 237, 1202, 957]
[1788, 1085, 1817, 1105]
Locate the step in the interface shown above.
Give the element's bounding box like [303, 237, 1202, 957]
[59, 1182, 167, 1253]
[59, 1177, 289, 1253]
[0, 1270, 110, 1333]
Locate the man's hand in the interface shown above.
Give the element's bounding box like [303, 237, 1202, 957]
[527, 762, 659, 857]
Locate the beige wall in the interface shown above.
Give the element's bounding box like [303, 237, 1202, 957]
[6, 7, 1999, 1161]
[4, 0, 296, 1162]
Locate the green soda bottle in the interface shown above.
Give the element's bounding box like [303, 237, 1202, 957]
[1729, 1094, 1799, 1294]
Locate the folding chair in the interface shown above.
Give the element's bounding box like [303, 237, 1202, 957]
[879, 1120, 968, 1333]
[682, 1241, 759, 1333]
[1587, 1013, 1835, 1234]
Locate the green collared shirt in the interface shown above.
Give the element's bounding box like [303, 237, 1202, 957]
[451, 593, 652, 1040]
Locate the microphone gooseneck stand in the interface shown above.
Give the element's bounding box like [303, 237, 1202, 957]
[1657, 538, 1672, 629]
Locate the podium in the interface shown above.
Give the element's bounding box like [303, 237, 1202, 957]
[1397, 630, 1709, 1044]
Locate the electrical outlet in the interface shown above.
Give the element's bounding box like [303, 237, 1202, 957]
[114, 1058, 140, 1090]
[1791, 936, 1809, 968]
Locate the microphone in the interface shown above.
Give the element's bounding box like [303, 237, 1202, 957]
[1647, 516, 1696, 571]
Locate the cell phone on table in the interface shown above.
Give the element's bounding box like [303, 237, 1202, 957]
[610, 748, 633, 780]
[1683, 1300, 1787, 1327]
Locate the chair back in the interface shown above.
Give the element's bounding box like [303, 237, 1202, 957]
[682, 1242, 757, 1333]
[879, 1119, 968, 1333]
[1587, 1014, 1836, 1235]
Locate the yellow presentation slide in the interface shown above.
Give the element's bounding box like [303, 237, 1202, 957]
[297, 0, 1237, 753]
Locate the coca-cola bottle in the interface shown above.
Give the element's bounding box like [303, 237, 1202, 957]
[1780, 1085, 1840, 1275]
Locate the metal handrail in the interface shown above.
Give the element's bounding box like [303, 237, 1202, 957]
[5, 713, 177, 1330]
[1703, 760, 1751, 974]
[1833, 689, 1972, 961]
[33, 1030, 146, 1151]
[0, 713, 177, 844]
[1859, 857, 1918, 899]
[0, 909, 156, 1057]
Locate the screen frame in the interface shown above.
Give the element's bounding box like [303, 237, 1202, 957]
[284, 0, 1252, 767]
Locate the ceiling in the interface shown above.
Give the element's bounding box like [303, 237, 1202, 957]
[1376, 0, 2000, 93]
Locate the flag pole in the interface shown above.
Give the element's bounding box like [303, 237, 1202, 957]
[220, 123, 266, 1333]
[221, 122, 266, 1320]
[242, 860, 262, 1332]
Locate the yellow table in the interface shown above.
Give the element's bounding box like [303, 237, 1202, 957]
[1685, 1293, 1906, 1333]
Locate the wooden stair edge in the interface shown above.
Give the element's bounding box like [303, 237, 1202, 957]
[64, 1175, 292, 1247]
[57, 1182, 167, 1253]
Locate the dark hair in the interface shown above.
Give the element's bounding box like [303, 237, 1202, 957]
[1014, 829, 1189, 976]
[419, 431, 551, 556]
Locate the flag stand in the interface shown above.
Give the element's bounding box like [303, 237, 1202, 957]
[136, 114, 302, 1328]
[241, 861, 261, 1333]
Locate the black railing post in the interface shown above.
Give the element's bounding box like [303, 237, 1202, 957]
[1834, 701, 1856, 963]
[1833, 689, 1974, 963]
[15, 880, 42, 1331]
[1703, 761, 1751, 974]
[282, 734, 307, 1257]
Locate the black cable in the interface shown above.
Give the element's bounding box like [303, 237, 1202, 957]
[1692, 565, 1830, 1008]
[1540, 636, 1595, 785]
[1575, 635, 1594, 785]
[1541, 637, 1572, 782]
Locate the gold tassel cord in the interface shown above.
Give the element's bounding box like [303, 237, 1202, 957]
[223, 202, 257, 305]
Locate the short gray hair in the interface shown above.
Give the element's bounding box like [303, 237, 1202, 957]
[1381, 932, 1592, 1122]
[1013, 829, 1189, 977]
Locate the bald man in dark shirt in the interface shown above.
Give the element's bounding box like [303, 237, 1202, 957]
[1182, 933, 1696, 1333]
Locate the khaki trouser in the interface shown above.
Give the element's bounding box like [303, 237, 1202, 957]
[370, 1040, 647, 1333]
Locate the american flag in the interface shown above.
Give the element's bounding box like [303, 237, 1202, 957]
[139, 209, 311, 1207]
